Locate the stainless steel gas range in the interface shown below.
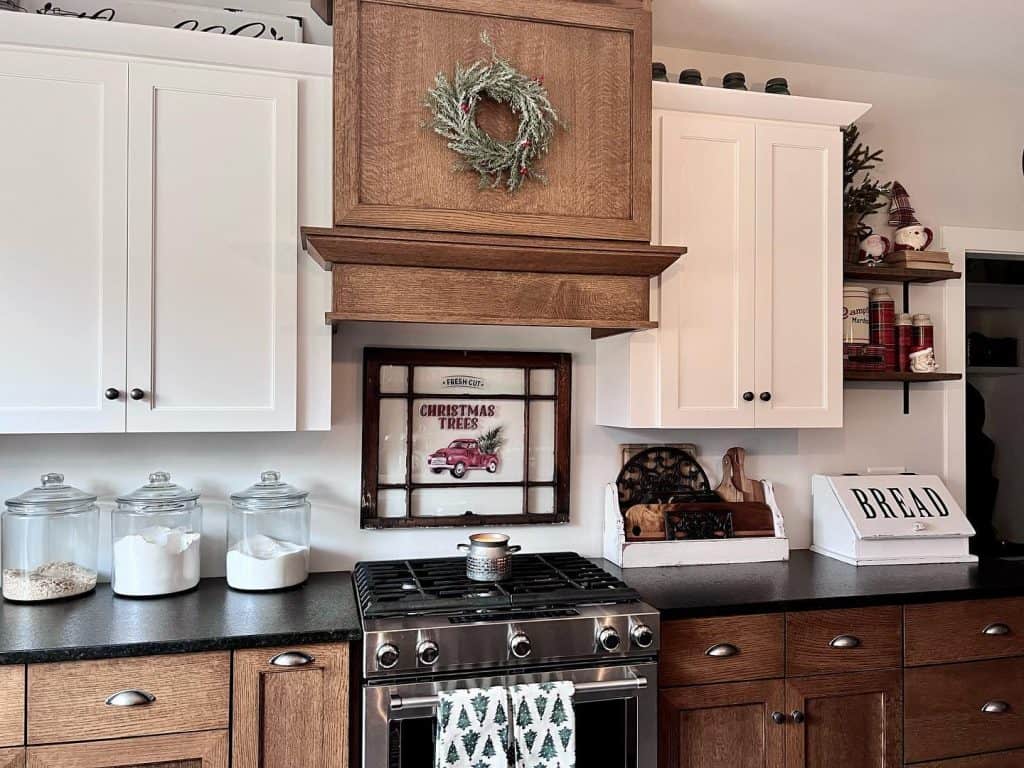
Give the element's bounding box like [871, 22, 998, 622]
[355, 552, 658, 768]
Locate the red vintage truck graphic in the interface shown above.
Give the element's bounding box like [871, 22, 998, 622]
[427, 439, 500, 479]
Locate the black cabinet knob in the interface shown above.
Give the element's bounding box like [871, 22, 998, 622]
[791, 710, 805, 724]
[771, 711, 786, 725]
[129, 388, 145, 401]
[104, 388, 120, 401]
[759, 392, 772, 402]
[742, 391, 754, 402]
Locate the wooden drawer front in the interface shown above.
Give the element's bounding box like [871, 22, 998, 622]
[660, 613, 784, 687]
[905, 658, 1024, 763]
[0, 748, 24, 768]
[905, 597, 1024, 666]
[0, 667, 24, 748]
[786, 605, 902, 676]
[912, 750, 1024, 767]
[26, 730, 228, 767]
[27, 652, 229, 745]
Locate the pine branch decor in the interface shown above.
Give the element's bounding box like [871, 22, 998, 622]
[424, 33, 566, 193]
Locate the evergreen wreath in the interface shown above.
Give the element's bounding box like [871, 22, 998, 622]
[424, 33, 565, 193]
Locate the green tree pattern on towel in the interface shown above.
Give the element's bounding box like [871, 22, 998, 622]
[510, 681, 576, 767]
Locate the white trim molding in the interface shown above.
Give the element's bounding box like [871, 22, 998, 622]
[940, 225, 1024, 511]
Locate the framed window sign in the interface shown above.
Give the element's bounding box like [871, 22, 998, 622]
[361, 348, 572, 529]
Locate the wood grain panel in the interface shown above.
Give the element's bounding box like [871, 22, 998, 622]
[332, 264, 652, 327]
[232, 644, 348, 768]
[659, 680, 785, 768]
[0, 749, 24, 768]
[27, 652, 229, 745]
[786, 606, 902, 676]
[0, 667, 23, 748]
[905, 658, 1024, 763]
[905, 597, 1024, 666]
[912, 749, 1024, 767]
[660, 614, 785, 687]
[334, 0, 652, 241]
[786, 670, 901, 768]
[27, 731, 227, 768]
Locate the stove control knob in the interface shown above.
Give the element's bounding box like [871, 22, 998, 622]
[416, 640, 440, 666]
[376, 643, 400, 670]
[509, 632, 532, 659]
[631, 624, 655, 649]
[598, 627, 621, 652]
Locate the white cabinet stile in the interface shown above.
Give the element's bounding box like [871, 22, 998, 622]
[0, 51, 128, 434]
[126, 63, 298, 432]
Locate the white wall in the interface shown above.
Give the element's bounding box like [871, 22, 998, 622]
[3, 47, 1023, 576]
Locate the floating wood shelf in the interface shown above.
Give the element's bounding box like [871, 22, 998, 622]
[843, 265, 961, 284]
[844, 371, 962, 383]
[302, 226, 683, 337]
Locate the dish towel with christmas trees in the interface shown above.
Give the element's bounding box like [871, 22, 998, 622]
[435, 686, 510, 767]
[511, 682, 576, 768]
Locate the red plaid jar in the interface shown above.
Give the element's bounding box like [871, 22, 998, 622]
[869, 288, 897, 370]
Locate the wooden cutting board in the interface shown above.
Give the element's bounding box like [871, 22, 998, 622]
[714, 447, 766, 503]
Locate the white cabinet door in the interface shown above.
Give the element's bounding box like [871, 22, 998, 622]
[657, 112, 756, 427]
[753, 123, 842, 428]
[0, 51, 128, 434]
[126, 63, 298, 432]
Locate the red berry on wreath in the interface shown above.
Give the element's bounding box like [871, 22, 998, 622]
[520, 166, 528, 176]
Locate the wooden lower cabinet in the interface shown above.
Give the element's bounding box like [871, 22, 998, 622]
[786, 670, 901, 768]
[0, 749, 24, 768]
[232, 643, 349, 768]
[659, 679, 786, 768]
[25, 731, 227, 768]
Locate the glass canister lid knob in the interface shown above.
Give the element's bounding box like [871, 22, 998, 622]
[261, 470, 281, 484]
[149, 471, 171, 485]
[40, 472, 65, 487]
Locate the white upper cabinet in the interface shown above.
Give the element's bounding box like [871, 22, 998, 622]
[126, 63, 298, 432]
[596, 84, 866, 429]
[0, 33, 332, 435]
[0, 51, 128, 434]
[658, 112, 756, 428]
[753, 123, 842, 428]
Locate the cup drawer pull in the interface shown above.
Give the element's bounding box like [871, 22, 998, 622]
[829, 634, 861, 649]
[981, 700, 1011, 714]
[705, 643, 739, 658]
[983, 623, 1011, 636]
[105, 689, 156, 707]
[270, 651, 315, 667]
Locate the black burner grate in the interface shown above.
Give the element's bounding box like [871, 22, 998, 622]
[354, 552, 640, 619]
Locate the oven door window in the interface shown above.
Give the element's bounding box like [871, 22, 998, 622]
[389, 714, 438, 768]
[576, 696, 635, 766]
[387, 695, 637, 768]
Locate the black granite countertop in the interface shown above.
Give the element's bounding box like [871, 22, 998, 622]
[611, 549, 1024, 619]
[0, 571, 361, 665]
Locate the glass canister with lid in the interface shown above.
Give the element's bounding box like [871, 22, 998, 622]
[2, 473, 99, 602]
[227, 471, 310, 591]
[112, 471, 202, 597]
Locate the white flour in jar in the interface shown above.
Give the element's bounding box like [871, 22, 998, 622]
[226, 534, 308, 591]
[2, 561, 97, 601]
[112, 525, 201, 597]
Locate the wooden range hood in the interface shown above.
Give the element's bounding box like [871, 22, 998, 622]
[302, 0, 683, 337]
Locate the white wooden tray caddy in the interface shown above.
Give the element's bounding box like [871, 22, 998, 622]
[602, 482, 790, 568]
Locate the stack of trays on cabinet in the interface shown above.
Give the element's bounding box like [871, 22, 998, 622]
[603, 445, 789, 567]
[885, 250, 954, 271]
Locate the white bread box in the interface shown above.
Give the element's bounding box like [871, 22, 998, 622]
[811, 474, 976, 566]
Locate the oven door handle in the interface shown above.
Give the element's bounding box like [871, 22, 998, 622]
[389, 675, 648, 711]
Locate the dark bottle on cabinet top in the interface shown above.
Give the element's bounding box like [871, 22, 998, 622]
[722, 71, 748, 90]
[765, 77, 791, 94]
[652, 62, 669, 82]
[679, 68, 703, 86]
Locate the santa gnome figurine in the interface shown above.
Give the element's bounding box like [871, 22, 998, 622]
[888, 181, 934, 251]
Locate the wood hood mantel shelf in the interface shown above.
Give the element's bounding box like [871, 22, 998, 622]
[302, 226, 683, 337]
